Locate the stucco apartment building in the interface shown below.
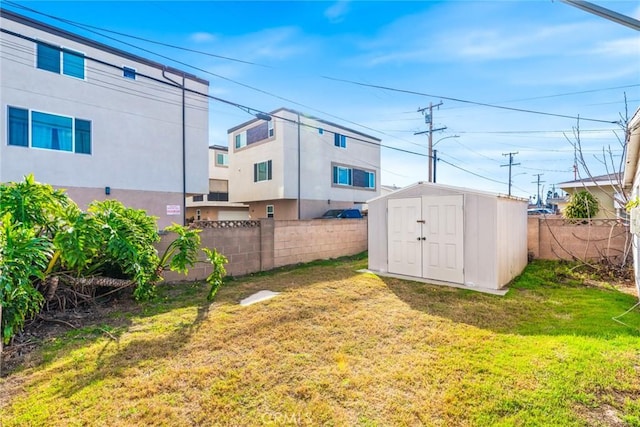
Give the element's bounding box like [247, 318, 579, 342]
[0, 9, 209, 228]
[228, 108, 381, 220]
[185, 145, 249, 221]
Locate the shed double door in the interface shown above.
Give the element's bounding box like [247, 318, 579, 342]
[387, 196, 464, 284]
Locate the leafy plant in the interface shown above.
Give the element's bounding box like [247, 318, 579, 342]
[0, 213, 53, 344]
[203, 248, 228, 301]
[563, 190, 599, 219]
[0, 175, 228, 345]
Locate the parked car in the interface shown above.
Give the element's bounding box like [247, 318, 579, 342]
[317, 209, 363, 219]
[527, 208, 555, 215]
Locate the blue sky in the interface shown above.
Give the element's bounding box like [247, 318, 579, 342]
[4, 1, 640, 200]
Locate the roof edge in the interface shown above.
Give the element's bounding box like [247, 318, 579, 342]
[0, 8, 209, 86]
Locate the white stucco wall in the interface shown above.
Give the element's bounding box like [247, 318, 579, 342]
[228, 108, 380, 215]
[0, 11, 209, 203]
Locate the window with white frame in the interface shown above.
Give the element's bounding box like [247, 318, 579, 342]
[196, 209, 201, 220]
[268, 120, 274, 138]
[235, 132, 247, 149]
[254, 160, 272, 182]
[36, 42, 85, 79]
[333, 165, 352, 186]
[123, 66, 136, 79]
[334, 133, 347, 148]
[7, 106, 91, 154]
[366, 171, 375, 189]
[332, 164, 376, 190]
[266, 205, 274, 218]
[216, 153, 228, 166]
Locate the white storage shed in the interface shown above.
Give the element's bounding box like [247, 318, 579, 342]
[367, 182, 528, 294]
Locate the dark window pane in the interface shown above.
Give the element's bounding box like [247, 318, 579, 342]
[75, 119, 91, 154]
[193, 195, 204, 202]
[247, 122, 269, 145]
[8, 107, 29, 147]
[63, 50, 84, 79]
[37, 43, 60, 73]
[207, 192, 229, 201]
[353, 169, 367, 188]
[123, 67, 136, 79]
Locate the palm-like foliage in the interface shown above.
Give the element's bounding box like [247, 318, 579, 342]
[0, 213, 53, 343]
[0, 175, 224, 345]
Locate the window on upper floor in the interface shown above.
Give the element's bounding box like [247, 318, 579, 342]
[254, 160, 272, 182]
[332, 164, 376, 190]
[36, 42, 85, 79]
[333, 165, 352, 186]
[235, 132, 247, 149]
[7, 106, 91, 154]
[216, 153, 229, 166]
[334, 133, 347, 148]
[123, 66, 136, 80]
[268, 120, 274, 138]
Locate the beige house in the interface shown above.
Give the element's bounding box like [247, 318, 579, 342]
[186, 146, 249, 221]
[0, 9, 209, 228]
[228, 108, 381, 220]
[557, 173, 625, 219]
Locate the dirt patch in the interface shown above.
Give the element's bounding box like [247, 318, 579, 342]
[1, 295, 140, 377]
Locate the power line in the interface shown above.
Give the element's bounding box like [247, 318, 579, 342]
[501, 152, 521, 196]
[321, 76, 620, 124]
[4, 0, 273, 68]
[532, 174, 546, 207]
[0, 7, 608, 192]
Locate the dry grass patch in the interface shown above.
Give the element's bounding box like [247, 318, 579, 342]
[1, 256, 640, 426]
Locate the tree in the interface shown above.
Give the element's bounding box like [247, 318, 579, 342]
[563, 190, 599, 219]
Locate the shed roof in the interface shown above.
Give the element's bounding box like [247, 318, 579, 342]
[367, 181, 528, 204]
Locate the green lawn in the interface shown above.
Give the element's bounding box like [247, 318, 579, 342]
[1, 256, 639, 426]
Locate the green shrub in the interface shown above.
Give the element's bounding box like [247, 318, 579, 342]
[563, 190, 599, 219]
[0, 175, 226, 344]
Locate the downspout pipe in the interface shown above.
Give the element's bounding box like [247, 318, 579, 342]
[162, 68, 187, 226]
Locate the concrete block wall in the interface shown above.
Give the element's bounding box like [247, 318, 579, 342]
[273, 219, 368, 267]
[528, 217, 630, 262]
[158, 218, 367, 282]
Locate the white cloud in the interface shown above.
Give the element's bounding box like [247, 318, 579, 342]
[588, 36, 640, 56]
[190, 32, 217, 43]
[324, 1, 350, 24]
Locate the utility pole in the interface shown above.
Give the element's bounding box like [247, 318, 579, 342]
[532, 174, 546, 207]
[500, 152, 520, 196]
[433, 149, 437, 183]
[415, 102, 445, 182]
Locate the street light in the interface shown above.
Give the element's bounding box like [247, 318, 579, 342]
[432, 135, 459, 183]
